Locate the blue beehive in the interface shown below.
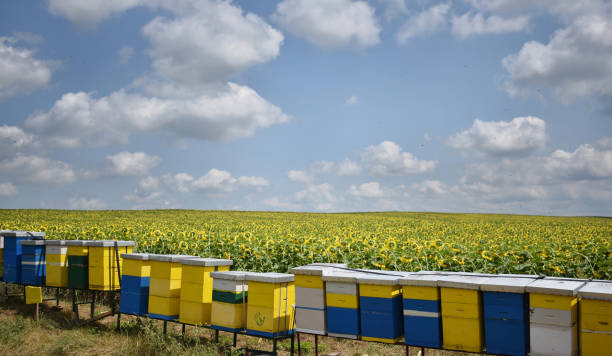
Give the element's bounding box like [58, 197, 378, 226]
[357, 273, 403, 343]
[399, 273, 444, 348]
[20, 240, 46, 286]
[119, 253, 151, 316]
[2, 231, 45, 284]
[480, 275, 537, 356]
[322, 270, 365, 339]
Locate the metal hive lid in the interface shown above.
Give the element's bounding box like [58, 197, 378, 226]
[322, 270, 367, 283]
[438, 274, 491, 290]
[176, 257, 233, 266]
[44, 240, 68, 246]
[480, 275, 538, 293]
[290, 264, 345, 276]
[210, 271, 251, 281]
[65, 240, 87, 246]
[399, 274, 445, 287]
[577, 281, 612, 301]
[148, 254, 198, 262]
[121, 253, 150, 261]
[525, 277, 586, 296]
[245, 272, 294, 283]
[356, 273, 400, 285]
[88, 240, 136, 247]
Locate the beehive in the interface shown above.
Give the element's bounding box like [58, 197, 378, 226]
[44, 240, 68, 287]
[399, 273, 443, 348]
[2, 231, 44, 284]
[177, 257, 233, 325]
[19, 240, 46, 286]
[245, 272, 295, 338]
[120, 253, 151, 316]
[322, 270, 365, 339]
[88, 240, 135, 290]
[66, 240, 90, 289]
[480, 275, 537, 356]
[147, 254, 196, 320]
[525, 278, 586, 356]
[357, 273, 403, 343]
[0, 233, 4, 280]
[577, 281, 612, 356]
[210, 271, 250, 332]
[438, 274, 489, 353]
[290, 264, 346, 335]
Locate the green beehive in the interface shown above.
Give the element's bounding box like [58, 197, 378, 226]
[67, 240, 90, 289]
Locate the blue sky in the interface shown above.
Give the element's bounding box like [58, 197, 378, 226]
[0, 0, 611, 215]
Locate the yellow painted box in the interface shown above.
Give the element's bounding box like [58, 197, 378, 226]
[67, 245, 88, 256]
[46, 266, 68, 287]
[149, 277, 182, 297]
[122, 257, 151, 277]
[89, 266, 121, 290]
[246, 273, 295, 337]
[212, 302, 246, 330]
[580, 299, 612, 332]
[402, 285, 440, 301]
[580, 332, 612, 356]
[294, 274, 324, 289]
[47, 254, 68, 264]
[577, 281, 612, 356]
[179, 300, 212, 325]
[148, 295, 180, 317]
[181, 281, 209, 303]
[530, 293, 577, 311]
[25, 286, 43, 304]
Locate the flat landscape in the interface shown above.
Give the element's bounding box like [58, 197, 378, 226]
[2, 210, 610, 279]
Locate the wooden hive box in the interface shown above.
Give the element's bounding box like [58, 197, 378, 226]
[245, 272, 295, 338]
[210, 271, 250, 332]
[577, 281, 612, 356]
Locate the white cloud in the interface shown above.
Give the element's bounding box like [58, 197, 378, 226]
[546, 144, 612, 179]
[295, 183, 338, 211]
[338, 158, 362, 176]
[163, 169, 268, 193]
[237, 176, 270, 187]
[118, 46, 134, 64]
[162, 172, 194, 193]
[263, 196, 301, 211]
[11, 32, 44, 45]
[192, 169, 237, 192]
[0, 182, 18, 196]
[379, 0, 408, 22]
[451, 12, 529, 39]
[48, 0, 144, 29]
[107, 151, 161, 176]
[124, 190, 169, 209]
[0, 154, 75, 184]
[310, 161, 335, 174]
[345, 95, 358, 105]
[25, 84, 290, 147]
[348, 181, 384, 198]
[138, 176, 160, 191]
[412, 180, 447, 194]
[502, 4, 612, 103]
[68, 197, 108, 210]
[361, 140, 437, 176]
[447, 116, 547, 157]
[396, 3, 450, 43]
[288, 169, 314, 183]
[0, 37, 54, 101]
[142, 2, 283, 85]
[0, 125, 35, 159]
[272, 0, 381, 49]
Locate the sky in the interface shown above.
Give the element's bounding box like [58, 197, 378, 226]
[0, 0, 611, 216]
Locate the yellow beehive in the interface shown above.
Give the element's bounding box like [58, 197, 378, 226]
[122, 253, 151, 278]
[577, 281, 612, 356]
[147, 254, 196, 320]
[211, 271, 250, 332]
[44, 240, 69, 287]
[438, 274, 490, 353]
[178, 257, 233, 325]
[246, 272, 295, 338]
[88, 241, 135, 290]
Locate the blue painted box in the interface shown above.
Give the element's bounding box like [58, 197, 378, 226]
[120, 290, 149, 315]
[326, 306, 360, 337]
[399, 273, 443, 348]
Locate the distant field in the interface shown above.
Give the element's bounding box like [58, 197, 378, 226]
[1, 210, 610, 279]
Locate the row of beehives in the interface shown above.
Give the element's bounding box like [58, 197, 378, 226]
[0, 231, 134, 290]
[118, 253, 295, 338]
[290, 264, 611, 356]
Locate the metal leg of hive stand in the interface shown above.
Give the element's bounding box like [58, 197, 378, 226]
[90, 293, 95, 319]
[116, 312, 121, 331]
[72, 289, 79, 323]
[56, 288, 60, 306]
[215, 329, 219, 343]
[290, 333, 295, 355]
[315, 334, 318, 356]
[297, 332, 301, 356]
[182, 324, 186, 341]
[272, 338, 277, 356]
[405, 344, 408, 356]
[163, 320, 167, 336]
[233, 332, 237, 347]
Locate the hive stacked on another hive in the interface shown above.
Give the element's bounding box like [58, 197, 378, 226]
[210, 271, 250, 332]
[88, 241, 135, 290]
[246, 272, 295, 338]
[357, 273, 403, 343]
[577, 281, 612, 356]
[322, 270, 365, 339]
[66, 241, 90, 289]
[120, 253, 151, 316]
[399, 273, 443, 348]
[291, 263, 346, 335]
[44, 240, 68, 287]
[480, 275, 536, 356]
[178, 257, 233, 325]
[526, 278, 586, 356]
[438, 274, 489, 353]
[148, 254, 195, 320]
[3, 231, 44, 284]
[19, 240, 46, 285]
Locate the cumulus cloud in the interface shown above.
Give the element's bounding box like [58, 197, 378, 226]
[361, 141, 437, 176]
[118, 46, 134, 64]
[546, 143, 612, 179]
[106, 151, 161, 176]
[288, 169, 314, 183]
[502, 3, 612, 104]
[348, 182, 384, 198]
[163, 169, 268, 193]
[68, 197, 108, 210]
[338, 158, 361, 176]
[138, 176, 160, 191]
[272, 0, 381, 49]
[345, 95, 358, 105]
[0, 182, 18, 196]
[0, 154, 75, 184]
[48, 0, 143, 29]
[412, 180, 448, 195]
[263, 196, 301, 211]
[0, 37, 54, 101]
[447, 116, 547, 157]
[0, 125, 35, 159]
[451, 12, 529, 39]
[25, 84, 291, 147]
[396, 3, 450, 43]
[142, 1, 283, 85]
[295, 183, 338, 211]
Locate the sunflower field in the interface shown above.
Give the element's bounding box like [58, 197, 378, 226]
[1, 210, 610, 279]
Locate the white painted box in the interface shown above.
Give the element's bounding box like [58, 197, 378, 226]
[295, 308, 326, 335]
[296, 286, 325, 309]
[529, 323, 577, 356]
